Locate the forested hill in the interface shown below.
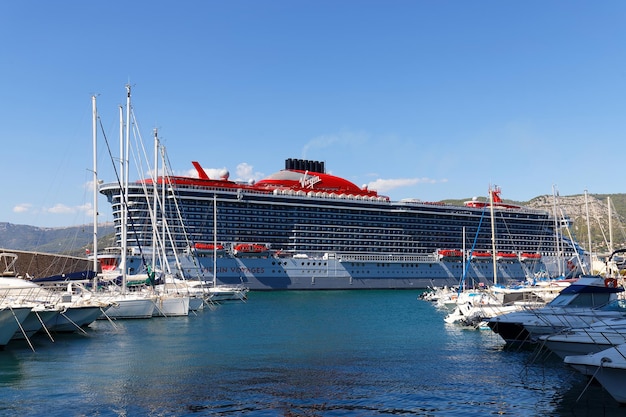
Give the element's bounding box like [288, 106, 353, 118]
[527, 193, 626, 253]
[443, 193, 626, 253]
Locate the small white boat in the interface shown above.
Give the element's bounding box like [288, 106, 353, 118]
[208, 285, 249, 302]
[486, 276, 625, 344]
[47, 304, 109, 332]
[540, 315, 626, 359]
[444, 281, 565, 327]
[153, 293, 190, 317]
[0, 275, 60, 339]
[0, 274, 109, 336]
[12, 305, 63, 340]
[564, 343, 626, 404]
[39, 282, 112, 332]
[98, 291, 156, 319]
[0, 304, 32, 348]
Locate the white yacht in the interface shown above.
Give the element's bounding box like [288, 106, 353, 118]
[564, 343, 626, 404]
[486, 276, 625, 344]
[540, 312, 626, 358]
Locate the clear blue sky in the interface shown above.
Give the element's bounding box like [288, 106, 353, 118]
[1, 1, 625, 228]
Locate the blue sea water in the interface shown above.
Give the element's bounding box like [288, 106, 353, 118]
[0, 290, 623, 416]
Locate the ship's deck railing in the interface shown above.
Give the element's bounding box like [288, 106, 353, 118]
[105, 181, 391, 203]
[102, 181, 550, 215]
[337, 253, 439, 263]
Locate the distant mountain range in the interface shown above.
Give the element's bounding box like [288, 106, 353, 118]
[1, 193, 625, 256]
[0, 222, 116, 257]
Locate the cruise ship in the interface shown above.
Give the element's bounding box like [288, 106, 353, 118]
[99, 158, 583, 290]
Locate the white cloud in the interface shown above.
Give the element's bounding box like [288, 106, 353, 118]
[84, 179, 102, 192]
[236, 162, 263, 181]
[302, 131, 369, 159]
[235, 162, 253, 179]
[13, 203, 32, 213]
[235, 163, 264, 183]
[185, 166, 229, 180]
[368, 177, 447, 193]
[184, 162, 263, 183]
[77, 203, 92, 214]
[44, 203, 92, 215]
[45, 204, 76, 214]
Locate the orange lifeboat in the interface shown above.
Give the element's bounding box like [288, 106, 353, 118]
[519, 252, 541, 262]
[194, 242, 225, 252]
[437, 249, 464, 261]
[471, 252, 492, 262]
[496, 252, 518, 262]
[233, 243, 270, 257]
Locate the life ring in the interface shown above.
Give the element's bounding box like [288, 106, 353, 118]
[604, 278, 618, 288]
[566, 260, 576, 271]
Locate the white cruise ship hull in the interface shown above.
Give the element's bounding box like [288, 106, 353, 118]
[143, 252, 569, 291]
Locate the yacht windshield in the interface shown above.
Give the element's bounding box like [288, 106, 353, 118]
[548, 292, 612, 308]
[597, 299, 626, 312]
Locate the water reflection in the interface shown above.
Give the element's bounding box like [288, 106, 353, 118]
[0, 350, 23, 386]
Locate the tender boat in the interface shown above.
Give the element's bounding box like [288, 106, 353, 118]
[233, 244, 270, 257]
[437, 249, 464, 261]
[519, 252, 542, 262]
[471, 252, 492, 262]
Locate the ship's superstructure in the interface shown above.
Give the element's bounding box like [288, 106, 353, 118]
[99, 158, 583, 290]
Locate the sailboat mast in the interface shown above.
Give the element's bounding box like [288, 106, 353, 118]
[489, 186, 497, 285]
[161, 147, 166, 264]
[552, 185, 562, 276]
[118, 103, 126, 289]
[120, 84, 132, 292]
[123, 85, 132, 291]
[462, 226, 466, 291]
[92, 95, 98, 288]
[608, 196, 613, 253]
[213, 194, 217, 287]
[152, 129, 158, 270]
[585, 190, 593, 266]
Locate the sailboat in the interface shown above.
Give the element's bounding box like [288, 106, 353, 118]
[148, 131, 189, 317]
[444, 186, 566, 327]
[93, 88, 156, 320]
[154, 151, 247, 304]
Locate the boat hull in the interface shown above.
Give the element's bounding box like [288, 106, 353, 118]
[0, 306, 32, 347]
[565, 344, 626, 404]
[188, 296, 205, 311]
[100, 295, 155, 319]
[543, 338, 617, 359]
[153, 295, 189, 317]
[541, 319, 626, 358]
[48, 306, 107, 332]
[485, 320, 530, 344]
[12, 308, 61, 340]
[127, 253, 569, 291]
